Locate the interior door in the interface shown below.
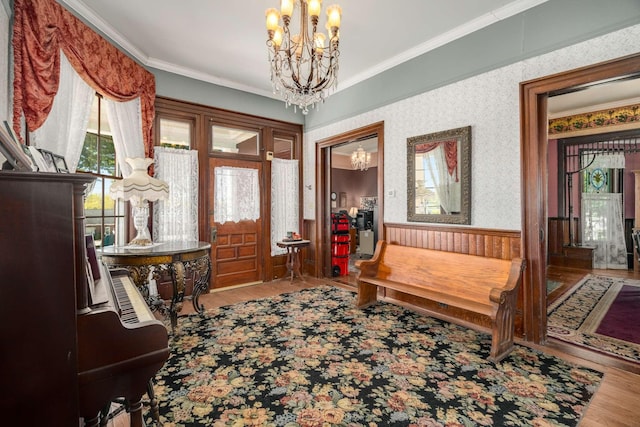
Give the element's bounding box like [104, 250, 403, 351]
[208, 157, 263, 288]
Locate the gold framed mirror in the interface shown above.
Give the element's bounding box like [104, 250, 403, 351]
[407, 126, 471, 224]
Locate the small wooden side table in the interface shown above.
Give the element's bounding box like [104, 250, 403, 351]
[277, 239, 310, 282]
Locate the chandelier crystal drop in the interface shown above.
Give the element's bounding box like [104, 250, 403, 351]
[351, 143, 371, 171]
[265, 0, 342, 115]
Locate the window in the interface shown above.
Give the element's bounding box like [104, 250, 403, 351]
[159, 118, 191, 149]
[77, 95, 126, 247]
[211, 125, 260, 155]
[274, 135, 295, 159]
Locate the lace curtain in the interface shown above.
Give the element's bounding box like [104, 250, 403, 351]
[581, 193, 628, 269]
[153, 147, 199, 242]
[214, 167, 260, 224]
[104, 98, 146, 177]
[29, 53, 94, 172]
[271, 159, 299, 256]
[28, 53, 146, 176]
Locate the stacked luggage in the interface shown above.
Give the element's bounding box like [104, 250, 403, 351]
[331, 212, 350, 276]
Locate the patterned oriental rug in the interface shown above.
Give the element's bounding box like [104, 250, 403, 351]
[548, 274, 640, 363]
[147, 286, 603, 426]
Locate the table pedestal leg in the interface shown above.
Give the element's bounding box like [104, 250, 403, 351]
[284, 247, 305, 282]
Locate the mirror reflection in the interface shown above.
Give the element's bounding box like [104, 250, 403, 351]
[407, 126, 471, 224]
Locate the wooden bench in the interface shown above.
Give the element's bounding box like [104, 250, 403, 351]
[355, 240, 525, 362]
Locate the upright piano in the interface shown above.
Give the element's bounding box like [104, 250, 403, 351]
[0, 172, 169, 427]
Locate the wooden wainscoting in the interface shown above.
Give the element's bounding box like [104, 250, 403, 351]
[383, 223, 524, 336]
[384, 223, 521, 259]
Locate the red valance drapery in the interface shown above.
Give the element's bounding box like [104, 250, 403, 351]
[12, 0, 155, 158]
[415, 139, 459, 181]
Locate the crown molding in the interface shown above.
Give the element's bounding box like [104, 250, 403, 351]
[59, 0, 549, 97]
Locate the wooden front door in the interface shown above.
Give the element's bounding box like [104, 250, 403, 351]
[208, 157, 263, 288]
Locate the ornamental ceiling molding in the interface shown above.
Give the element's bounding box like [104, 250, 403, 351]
[548, 103, 640, 139]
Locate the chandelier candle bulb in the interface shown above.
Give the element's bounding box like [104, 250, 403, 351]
[266, 8, 280, 32]
[273, 27, 283, 47]
[280, 0, 294, 18]
[307, 0, 322, 18]
[326, 4, 341, 29]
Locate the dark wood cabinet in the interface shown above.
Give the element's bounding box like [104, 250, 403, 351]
[561, 245, 595, 269]
[550, 244, 595, 269]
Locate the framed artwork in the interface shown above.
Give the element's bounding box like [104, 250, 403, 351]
[339, 191, 347, 208]
[360, 196, 377, 210]
[29, 146, 55, 172]
[3, 120, 21, 145]
[0, 124, 34, 171]
[52, 153, 70, 173]
[38, 149, 57, 172]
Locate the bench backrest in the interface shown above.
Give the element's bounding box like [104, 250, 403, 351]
[374, 242, 518, 297]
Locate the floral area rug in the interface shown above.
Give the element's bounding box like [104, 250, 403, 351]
[147, 285, 602, 426]
[547, 274, 640, 363]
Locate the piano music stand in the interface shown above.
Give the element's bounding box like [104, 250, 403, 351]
[99, 241, 212, 332]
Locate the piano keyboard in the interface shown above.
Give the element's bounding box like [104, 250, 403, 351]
[111, 273, 155, 324]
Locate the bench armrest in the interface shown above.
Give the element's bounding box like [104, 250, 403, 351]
[355, 240, 387, 279]
[489, 257, 525, 304]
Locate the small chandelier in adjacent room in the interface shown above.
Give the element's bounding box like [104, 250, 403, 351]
[351, 143, 371, 171]
[265, 0, 342, 115]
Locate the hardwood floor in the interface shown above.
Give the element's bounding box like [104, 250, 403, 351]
[547, 264, 640, 304]
[108, 274, 640, 426]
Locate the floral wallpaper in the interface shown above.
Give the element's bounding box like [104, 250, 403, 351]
[304, 23, 640, 231]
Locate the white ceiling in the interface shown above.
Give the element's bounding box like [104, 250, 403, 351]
[59, 0, 640, 128]
[60, 0, 550, 100]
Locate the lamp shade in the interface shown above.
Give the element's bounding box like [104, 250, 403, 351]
[109, 158, 169, 203]
[349, 207, 358, 217]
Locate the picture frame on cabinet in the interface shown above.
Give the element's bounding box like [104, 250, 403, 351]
[52, 153, 70, 173]
[38, 149, 57, 172]
[20, 145, 39, 171]
[28, 146, 47, 171]
[29, 146, 55, 172]
[0, 123, 34, 171]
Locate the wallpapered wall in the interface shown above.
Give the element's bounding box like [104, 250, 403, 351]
[303, 24, 640, 231]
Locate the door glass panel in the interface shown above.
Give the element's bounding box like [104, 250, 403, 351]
[160, 118, 191, 149]
[212, 125, 260, 155]
[274, 136, 294, 159]
[213, 166, 260, 223]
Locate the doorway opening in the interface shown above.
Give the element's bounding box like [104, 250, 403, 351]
[315, 122, 385, 281]
[521, 52, 640, 344]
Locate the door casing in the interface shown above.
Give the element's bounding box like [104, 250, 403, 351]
[520, 52, 640, 343]
[315, 122, 385, 278]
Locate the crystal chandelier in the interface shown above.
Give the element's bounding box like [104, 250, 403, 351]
[351, 143, 371, 171]
[265, 0, 342, 115]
